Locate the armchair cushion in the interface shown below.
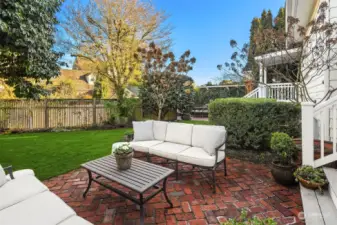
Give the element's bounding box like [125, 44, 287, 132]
[177, 147, 225, 167]
[0, 191, 76, 225]
[153, 121, 168, 141]
[59, 216, 93, 225]
[0, 175, 48, 211]
[0, 165, 7, 187]
[6, 169, 35, 181]
[192, 125, 226, 155]
[133, 121, 154, 141]
[165, 123, 193, 145]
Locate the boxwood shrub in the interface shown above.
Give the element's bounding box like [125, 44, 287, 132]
[209, 98, 301, 151]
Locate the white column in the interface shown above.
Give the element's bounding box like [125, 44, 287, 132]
[258, 62, 266, 98]
[324, 70, 330, 140]
[301, 102, 315, 166]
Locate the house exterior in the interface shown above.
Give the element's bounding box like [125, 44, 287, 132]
[245, 1, 337, 224]
[245, 0, 337, 103]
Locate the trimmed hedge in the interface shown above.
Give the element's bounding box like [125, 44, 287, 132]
[209, 98, 301, 151]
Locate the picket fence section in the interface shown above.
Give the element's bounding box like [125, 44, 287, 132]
[0, 99, 116, 130]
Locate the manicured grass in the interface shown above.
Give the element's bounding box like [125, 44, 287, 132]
[0, 129, 131, 180]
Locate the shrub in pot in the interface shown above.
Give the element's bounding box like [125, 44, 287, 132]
[114, 143, 133, 170]
[270, 132, 298, 185]
[294, 165, 328, 193]
[124, 131, 134, 142]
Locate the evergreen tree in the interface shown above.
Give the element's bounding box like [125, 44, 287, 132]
[0, 0, 64, 98]
[261, 10, 273, 29]
[275, 7, 285, 31]
[246, 18, 261, 81]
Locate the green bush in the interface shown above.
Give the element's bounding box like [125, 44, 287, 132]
[270, 132, 298, 165]
[209, 98, 301, 150]
[222, 210, 276, 225]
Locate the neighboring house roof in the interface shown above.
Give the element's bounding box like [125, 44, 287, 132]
[51, 69, 94, 96]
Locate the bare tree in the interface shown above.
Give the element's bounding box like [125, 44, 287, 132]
[59, 0, 172, 111]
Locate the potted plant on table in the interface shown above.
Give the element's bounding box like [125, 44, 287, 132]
[294, 165, 328, 193]
[114, 143, 134, 170]
[270, 132, 298, 185]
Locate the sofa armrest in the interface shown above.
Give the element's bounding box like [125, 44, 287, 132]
[3, 165, 14, 180]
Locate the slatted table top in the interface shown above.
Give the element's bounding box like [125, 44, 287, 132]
[81, 155, 174, 193]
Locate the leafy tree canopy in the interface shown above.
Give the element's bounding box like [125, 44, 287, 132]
[0, 0, 64, 99]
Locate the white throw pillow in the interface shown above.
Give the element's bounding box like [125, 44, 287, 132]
[153, 121, 168, 141]
[165, 123, 193, 145]
[192, 125, 226, 156]
[0, 164, 7, 187]
[133, 121, 154, 141]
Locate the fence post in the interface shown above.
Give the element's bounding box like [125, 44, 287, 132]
[44, 99, 49, 128]
[301, 102, 315, 166]
[93, 98, 97, 126]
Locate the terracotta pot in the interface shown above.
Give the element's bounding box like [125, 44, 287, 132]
[271, 161, 297, 186]
[115, 152, 133, 170]
[297, 176, 326, 191]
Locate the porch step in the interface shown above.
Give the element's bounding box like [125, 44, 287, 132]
[300, 183, 337, 225]
[323, 167, 337, 209]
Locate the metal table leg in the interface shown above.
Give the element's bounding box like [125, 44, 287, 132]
[163, 177, 173, 208]
[140, 193, 144, 225]
[83, 170, 92, 198]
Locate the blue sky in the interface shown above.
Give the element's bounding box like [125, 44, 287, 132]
[151, 0, 285, 85]
[60, 0, 285, 85]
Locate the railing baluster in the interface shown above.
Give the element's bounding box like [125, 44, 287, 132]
[321, 111, 325, 159]
[332, 105, 337, 154]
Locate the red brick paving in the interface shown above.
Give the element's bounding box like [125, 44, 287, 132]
[43, 154, 304, 224]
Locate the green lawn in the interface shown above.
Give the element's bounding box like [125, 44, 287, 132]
[0, 129, 131, 180]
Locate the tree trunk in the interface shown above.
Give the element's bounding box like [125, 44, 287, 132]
[116, 87, 125, 116]
[158, 108, 162, 121]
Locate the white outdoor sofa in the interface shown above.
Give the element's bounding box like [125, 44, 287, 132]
[0, 165, 92, 225]
[130, 121, 227, 193]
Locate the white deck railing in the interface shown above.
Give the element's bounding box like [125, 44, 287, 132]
[267, 83, 297, 101]
[244, 88, 259, 98]
[302, 95, 337, 167]
[244, 83, 301, 101]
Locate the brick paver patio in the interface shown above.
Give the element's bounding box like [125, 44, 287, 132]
[44, 154, 304, 225]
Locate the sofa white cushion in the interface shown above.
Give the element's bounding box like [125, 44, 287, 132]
[130, 140, 163, 153]
[0, 191, 76, 225]
[133, 121, 154, 141]
[6, 169, 35, 181]
[165, 123, 193, 145]
[192, 125, 226, 155]
[177, 147, 225, 167]
[0, 175, 48, 210]
[59, 216, 93, 225]
[0, 165, 6, 187]
[149, 142, 190, 160]
[153, 121, 168, 141]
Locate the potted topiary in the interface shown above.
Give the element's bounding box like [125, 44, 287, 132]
[270, 132, 298, 185]
[114, 143, 134, 170]
[294, 165, 328, 193]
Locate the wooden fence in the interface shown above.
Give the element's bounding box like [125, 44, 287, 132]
[0, 99, 116, 130]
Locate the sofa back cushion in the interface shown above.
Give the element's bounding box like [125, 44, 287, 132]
[0, 165, 7, 187]
[192, 125, 226, 155]
[165, 123, 193, 145]
[153, 121, 168, 141]
[133, 121, 154, 141]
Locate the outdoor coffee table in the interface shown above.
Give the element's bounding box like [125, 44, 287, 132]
[81, 155, 174, 224]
